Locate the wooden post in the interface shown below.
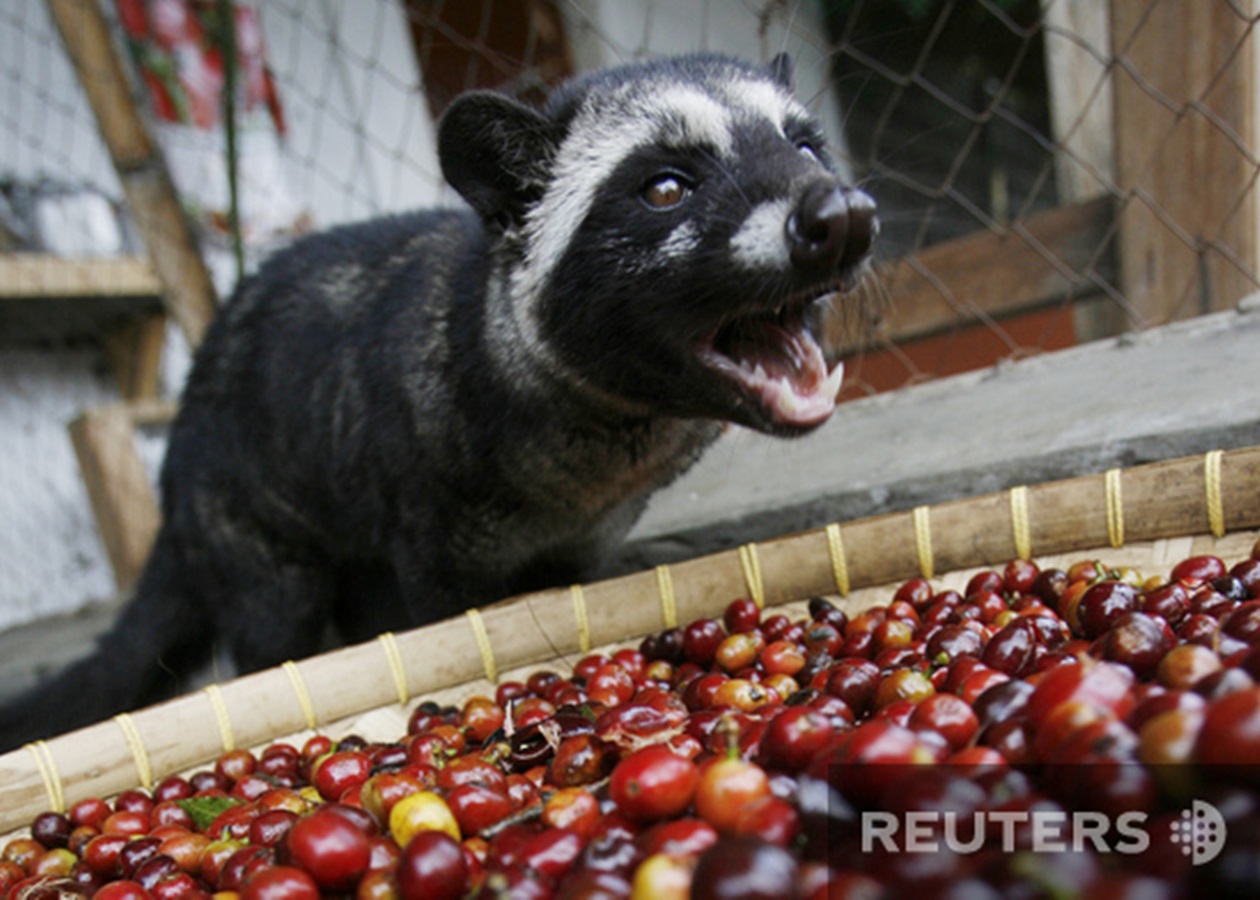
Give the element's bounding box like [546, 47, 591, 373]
[1041, 0, 1127, 342]
[1109, 0, 1258, 326]
[68, 404, 164, 591]
[45, 0, 219, 347]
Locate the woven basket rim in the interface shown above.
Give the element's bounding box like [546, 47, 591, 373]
[1, 446, 1257, 834]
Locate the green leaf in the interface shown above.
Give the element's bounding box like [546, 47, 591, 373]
[177, 795, 244, 832]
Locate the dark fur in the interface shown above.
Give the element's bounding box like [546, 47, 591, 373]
[0, 53, 873, 749]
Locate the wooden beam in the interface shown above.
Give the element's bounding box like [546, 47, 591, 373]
[1109, 0, 1258, 325]
[1041, 0, 1126, 342]
[830, 196, 1116, 353]
[69, 404, 161, 592]
[0, 254, 161, 297]
[45, 0, 219, 347]
[1041, 0, 1116, 203]
[104, 313, 166, 400]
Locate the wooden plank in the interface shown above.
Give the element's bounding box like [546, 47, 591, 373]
[0, 254, 161, 297]
[829, 195, 1116, 352]
[1041, 0, 1116, 203]
[104, 313, 166, 400]
[68, 404, 160, 591]
[1041, 0, 1126, 342]
[45, 0, 219, 346]
[1109, 0, 1258, 325]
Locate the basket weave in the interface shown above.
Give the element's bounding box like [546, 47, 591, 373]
[1, 446, 1258, 834]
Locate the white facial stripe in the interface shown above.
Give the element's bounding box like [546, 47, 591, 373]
[512, 86, 736, 311]
[653, 86, 734, 157]
[722, 78, 807, 137]
[510, 111, 655, 324]
[730, 198, 792, 269]
[659, 220, 700, 261]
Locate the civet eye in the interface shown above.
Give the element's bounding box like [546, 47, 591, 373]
[796, 140, 819, 162]
[641, 173, 691, 209]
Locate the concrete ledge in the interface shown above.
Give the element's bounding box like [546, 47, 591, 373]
[614, 299, 1260, 571]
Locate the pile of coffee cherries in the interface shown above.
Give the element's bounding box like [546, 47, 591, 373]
[4, 542, 1260, 899]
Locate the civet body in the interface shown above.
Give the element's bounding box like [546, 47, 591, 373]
[0, 53, 876, 749]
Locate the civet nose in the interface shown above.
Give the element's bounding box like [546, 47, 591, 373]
[787, 183, 879, 271]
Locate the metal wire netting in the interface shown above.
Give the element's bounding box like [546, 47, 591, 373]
[1, 0, 1258, 627]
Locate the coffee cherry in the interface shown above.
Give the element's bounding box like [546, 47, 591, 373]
[608, 746, 699, 822]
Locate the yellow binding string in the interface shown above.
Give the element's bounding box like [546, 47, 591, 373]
[913, 505, 934, 579]
[113, 713, 153, 789]
[1009, 485, 1032, 561]
[1204, 450, 1225, 538]
[203, 684, 235, 752]
[377, 632, 410, 707]
[570, 584, 591, 653]
[465, 609, 498, 683]
[655, 564, 678, 630]
[1105, 468, 1125, 548]
[25, 741, 64, 813]
[738, 542, 766, 609]
[282, 661, 319, 731]
[825, 523, 850, 596]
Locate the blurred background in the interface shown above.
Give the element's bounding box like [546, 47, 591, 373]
[1, 0, 1257, 636]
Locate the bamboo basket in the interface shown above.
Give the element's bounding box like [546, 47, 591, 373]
[2, 446, 1259, 836]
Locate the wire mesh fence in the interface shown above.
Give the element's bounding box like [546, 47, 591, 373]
[1, 0, 1258, 629]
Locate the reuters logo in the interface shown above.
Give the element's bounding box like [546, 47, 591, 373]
[1169, 799, 1228, 866]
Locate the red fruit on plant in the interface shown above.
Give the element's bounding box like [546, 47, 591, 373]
[396, 831, 466, 900]
[608, 746, 698, 822]
[284, 807, 371, 891]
